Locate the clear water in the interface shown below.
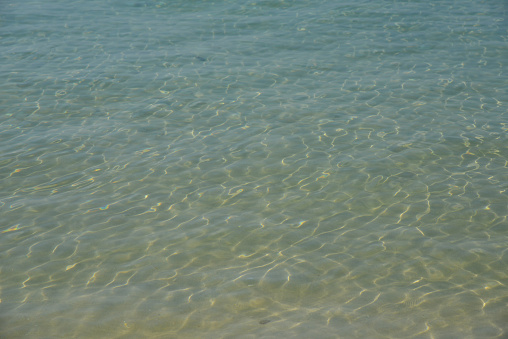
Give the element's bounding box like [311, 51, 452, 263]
[0, 0, 507, 338]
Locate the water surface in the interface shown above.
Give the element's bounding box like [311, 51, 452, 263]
[0, 0, 507, 338]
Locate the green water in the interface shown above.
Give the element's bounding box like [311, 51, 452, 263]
[0, 0, 507, 338]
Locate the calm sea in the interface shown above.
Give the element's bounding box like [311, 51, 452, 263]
[1, 0, 507, 338]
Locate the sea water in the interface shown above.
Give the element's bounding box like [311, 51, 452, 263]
[0, 0, 507, 338]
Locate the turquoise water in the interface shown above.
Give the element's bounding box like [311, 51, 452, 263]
[1, 0, 507, 337]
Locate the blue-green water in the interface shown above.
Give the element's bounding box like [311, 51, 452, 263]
[1, 0, 507, 338]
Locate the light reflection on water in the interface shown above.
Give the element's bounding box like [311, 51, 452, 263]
[0, 0, 507, 338]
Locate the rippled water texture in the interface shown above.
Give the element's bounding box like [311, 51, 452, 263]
[1, 0, 507, 338]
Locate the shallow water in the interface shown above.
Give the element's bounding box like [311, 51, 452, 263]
[0, 0, 507, 338]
